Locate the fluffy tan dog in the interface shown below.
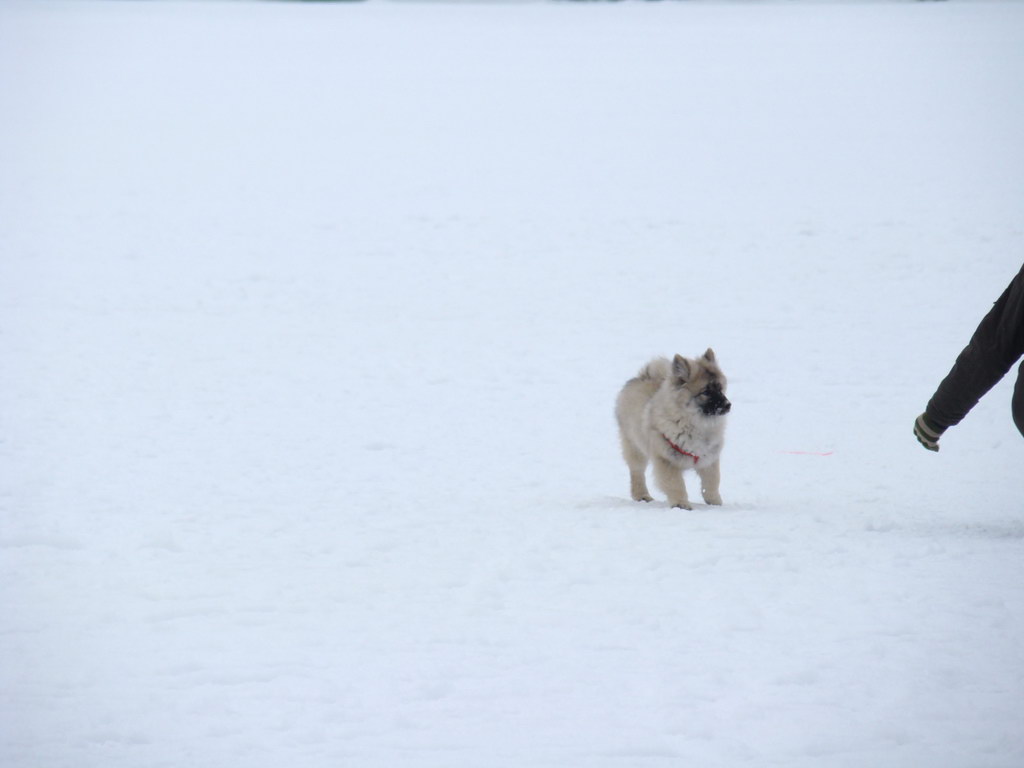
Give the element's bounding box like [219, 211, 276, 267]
[615, 350, 730, 510]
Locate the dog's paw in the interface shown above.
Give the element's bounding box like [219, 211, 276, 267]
[633, 494, 654, 503]
[672, 501, 693, 511]
[702, 492, 723, 506]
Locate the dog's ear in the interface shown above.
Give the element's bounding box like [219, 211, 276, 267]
[672, 354, 691, 383]
[703, 348, 716, 363]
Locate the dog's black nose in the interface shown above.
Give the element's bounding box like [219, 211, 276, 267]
[720, 401, 732, 414]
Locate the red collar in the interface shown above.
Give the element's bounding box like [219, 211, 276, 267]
[664, 435, 700, 464]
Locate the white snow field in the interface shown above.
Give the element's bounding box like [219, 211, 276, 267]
[2, 0, 1024, 766]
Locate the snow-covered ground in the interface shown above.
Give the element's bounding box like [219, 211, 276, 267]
[2, 1, 1024, 766]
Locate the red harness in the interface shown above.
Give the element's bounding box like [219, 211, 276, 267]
[663, 435, 700, 465]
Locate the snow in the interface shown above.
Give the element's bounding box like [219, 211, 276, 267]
[2, 0, 1024, 766]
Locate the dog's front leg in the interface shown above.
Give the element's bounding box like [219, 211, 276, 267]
[698, 461, 723, 506]
[653, 456, 691, 510]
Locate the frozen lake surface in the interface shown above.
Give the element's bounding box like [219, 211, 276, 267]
[2, 1, 1023, 766]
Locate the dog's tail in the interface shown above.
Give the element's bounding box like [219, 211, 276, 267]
[634, 357, 671, 384]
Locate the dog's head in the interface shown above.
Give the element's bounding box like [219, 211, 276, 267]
[672, 349, 731, 416]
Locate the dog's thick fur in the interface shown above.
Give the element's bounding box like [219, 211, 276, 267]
[615, 349, 730, 510]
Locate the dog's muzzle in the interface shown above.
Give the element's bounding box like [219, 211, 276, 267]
[703, 394, 731, 416]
